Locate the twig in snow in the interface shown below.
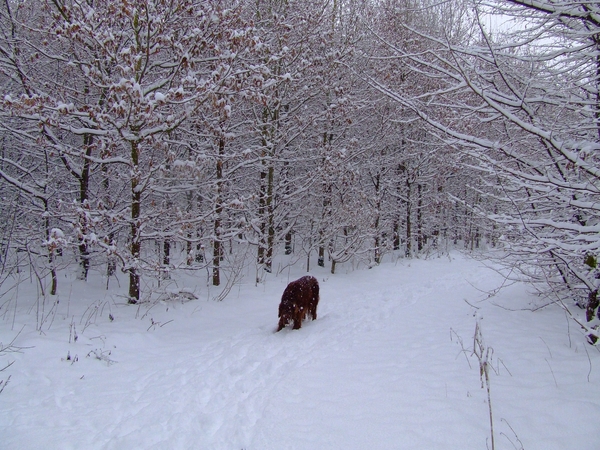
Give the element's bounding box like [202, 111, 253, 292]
[464, 264, 518, 300]
[464, 298, 481, 310]
[86, 348, 116, 366]
[583, 343, 592, 383]
[0, 360, 14, 372]
[497, 358, 512, 377]
[539, 337, 553, 359]
[1, 325, 31, 355]
[0, 326, 32, 395]
[0, 375, 11, 395]
[147, 318, 174, 331]
[500, 418, 524, 450]
[450, 328, 472, 369]
[545, 358, 558, 387]
[473, 317, 495, 450]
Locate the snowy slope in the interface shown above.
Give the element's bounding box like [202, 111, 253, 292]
[1, 254, 599, 449]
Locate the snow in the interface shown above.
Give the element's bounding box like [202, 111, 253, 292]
[1, 254, 599, 449]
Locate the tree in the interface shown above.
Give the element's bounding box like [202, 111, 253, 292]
[1, 0, 511, 310]
[246, 0, 348, 279]
[0, 0, 70, 296]
[368, 0, 600, 341]
[0, 0, 259, 303]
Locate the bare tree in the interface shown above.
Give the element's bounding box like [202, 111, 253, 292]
[0, 0, 259, 303]
[367, 0, 600, 340]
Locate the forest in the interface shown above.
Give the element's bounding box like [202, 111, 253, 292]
[1, 0, 600, 342]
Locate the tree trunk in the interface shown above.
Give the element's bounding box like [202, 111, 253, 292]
[258, 107, 276, 275]
[405, 168, 412, 258]
[318, 242, 325, 267]
[213, 137, 225, 286]
[595, 34, 600, 142]
[417, 182, 424, 253]
[257, 162, 267, 272]
[44, 200, 57, 296]
[587, 288, 599, 344]
[318, 184, 331, 267]
[256, 161, 275, 273]
[373, 172, 381, 264]
[285, 229, 292, 254]
[186, 234, 192, 265]
[128, 139, 141, 304]
[213, 239, 221, 286]
[163, 240, 170, 266]
[265, 164, 275, 272]
[393, 218, 400, 251]
[41, 147, 57, 295]
[76, 133, 93, 280]
[195, 193, 204, 263]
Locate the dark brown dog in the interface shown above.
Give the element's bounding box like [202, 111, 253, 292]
[277, 276, 320, 331]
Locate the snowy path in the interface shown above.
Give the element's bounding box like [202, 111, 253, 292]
[1, 255, 599, 449]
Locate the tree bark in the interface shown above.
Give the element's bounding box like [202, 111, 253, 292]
[213, 137, 225, 286]
[77, 132, 93, 281]
[417, 182, 424, 253]
[258, 107, 276, 275]
[404, 166, 412, 258]
[373, 172, 381, 264]
[128, 139, 141, 304]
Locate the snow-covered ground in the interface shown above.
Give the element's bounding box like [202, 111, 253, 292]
[1, 254, 598, 449]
